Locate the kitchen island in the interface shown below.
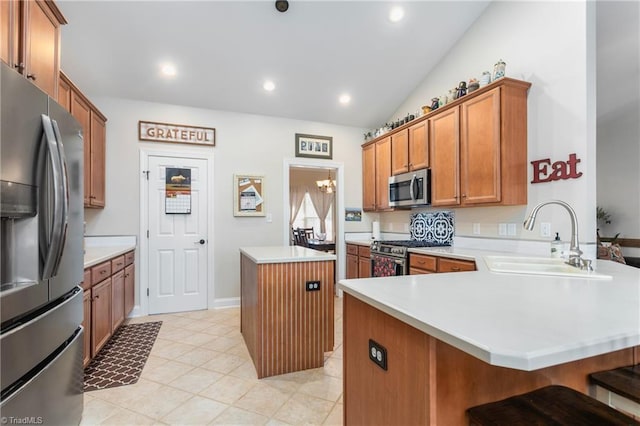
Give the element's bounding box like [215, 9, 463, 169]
[240, 246, 336, 378]
[338, 249, 640, 425]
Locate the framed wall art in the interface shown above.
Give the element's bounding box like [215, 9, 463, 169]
[295, 133, 333, 159]
[233, 174, 265, 217]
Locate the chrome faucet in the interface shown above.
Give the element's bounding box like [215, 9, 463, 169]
[523, 200, 586, 269]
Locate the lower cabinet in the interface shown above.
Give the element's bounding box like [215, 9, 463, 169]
[83, 249, 135, 366]
[346, 244, 371, 279]
[409, 253, 476, 274]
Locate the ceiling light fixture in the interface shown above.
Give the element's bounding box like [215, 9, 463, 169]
[160, 63, 177, 77]
[389, 6, 405, 23]
[316, 170, 336, 194]
[339, 94, 351, 105]
[263, 80, 276, 92]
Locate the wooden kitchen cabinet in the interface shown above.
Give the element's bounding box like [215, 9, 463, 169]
[58, 71, 107, 208]
[409, 253, 475, 274]
[1, 0, 66, 98]
[82, 289, 91, 367]
[124, 263, 135, 316]
[111, 270, 125, 332]
[91, 277, 112, 357]
[346, 244, 359, 279]
[346, 244, 371, 279]
[363, 136, 392, 212]
[391, 120, 429, 176]
[430, 79, 530, 207]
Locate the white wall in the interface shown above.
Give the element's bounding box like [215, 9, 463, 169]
[386, 1, 597, 253]
[85, 98, 365, 305]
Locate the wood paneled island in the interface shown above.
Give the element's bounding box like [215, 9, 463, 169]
[239, 246, 335, 379]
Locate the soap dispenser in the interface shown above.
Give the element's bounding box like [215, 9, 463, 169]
[551, 233, 562, 258]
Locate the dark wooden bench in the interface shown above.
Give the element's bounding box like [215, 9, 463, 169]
[467, 385, 639, 425]
[590, 364, 640, 415]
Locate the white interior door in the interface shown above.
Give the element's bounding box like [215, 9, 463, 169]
[147, 155, 208, 314]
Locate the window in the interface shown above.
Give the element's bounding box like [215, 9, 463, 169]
[292, 192, 333, 238]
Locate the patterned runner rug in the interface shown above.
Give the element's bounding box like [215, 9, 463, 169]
[84, 321, 162, 392]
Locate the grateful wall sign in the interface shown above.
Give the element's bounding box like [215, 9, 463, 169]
[139, 121, 215, 146]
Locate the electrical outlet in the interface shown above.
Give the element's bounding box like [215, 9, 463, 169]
[305, 280, 320, 292]
[540, 222, 551, 237]
[368, 339, 387, 371]
[507, 223, 517, 236]
[472, 223, 481, 235]
[498, 223, 507, 236]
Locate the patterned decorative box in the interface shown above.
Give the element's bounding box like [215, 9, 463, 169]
[410, 211, 454, 245]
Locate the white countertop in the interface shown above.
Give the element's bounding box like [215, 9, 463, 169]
[240, 246, 336, 264]
[338, 247, 640, 371]
[345, 239, 373, 247]
[84, 245, 136, 268]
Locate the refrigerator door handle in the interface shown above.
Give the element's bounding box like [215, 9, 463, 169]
[50, 118, 69, 276]
[40, 115, 67, 280]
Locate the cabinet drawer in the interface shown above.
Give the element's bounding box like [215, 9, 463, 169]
[111, 255, 125, 273]
[438, 258, 475, 273]
[409, 254, 437, 272]
[358, 246, 371, 258]
[82, 269, 92, 291]
[124, 251, 134, 266]
[91, 261, 111, 284]
[346, 244, 358, 256]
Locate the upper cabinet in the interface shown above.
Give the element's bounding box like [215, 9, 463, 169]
[58, 72, 107, 208]
[362, 136, 392, 212]
[1, 0, 67, 98]
[430, 79, 530, 207]
[391, 120, 429, 176]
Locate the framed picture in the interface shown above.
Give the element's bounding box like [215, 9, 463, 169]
[345, 208, 362, 222]
[233, 174, 265, 217]
[295, 133, 333, 159]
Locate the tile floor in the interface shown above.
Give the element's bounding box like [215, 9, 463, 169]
[81, 297, 344, 425]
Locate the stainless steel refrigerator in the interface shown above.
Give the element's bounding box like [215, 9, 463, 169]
[1, 62, 84, 425]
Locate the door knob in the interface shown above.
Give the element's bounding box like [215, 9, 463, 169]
[195, 239, 206, 245]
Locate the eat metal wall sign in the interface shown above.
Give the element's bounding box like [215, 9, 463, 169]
[139, 121, 215, 146]
[530, 153, 582, 184]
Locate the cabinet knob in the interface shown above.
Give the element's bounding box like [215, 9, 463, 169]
[26, 73, 36, 81]
[14, 63, 24, 72]
[462, 194, 466, 198]
[95, 295, 100, 299]
[451, 267, 460, 271]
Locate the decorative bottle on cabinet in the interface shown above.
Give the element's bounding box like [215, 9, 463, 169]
[493, 59, 506, 81]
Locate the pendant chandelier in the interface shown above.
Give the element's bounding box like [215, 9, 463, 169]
[316, 170, 336, 193]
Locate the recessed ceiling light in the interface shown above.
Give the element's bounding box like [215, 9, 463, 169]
[160, 63, 177, 77]
[389, 6, 405, 23]
[263, 80, 276, 92]
[339, 94, 351, 105]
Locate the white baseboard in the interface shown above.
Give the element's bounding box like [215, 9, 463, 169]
[212, 297, 240, 309]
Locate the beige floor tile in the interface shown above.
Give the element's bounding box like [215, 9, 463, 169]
[331, 344, 343, 360]
[161, 395, 228, 425]
[259, 374, 304, 394]
[128, 384, 192, 420]
[158, 327, 191, 341]
[200, 352, 246, 374]
[199, 375, 256, 405]
[228, 360, 258, 380]
[201, 335, 242, 352]
[272, 393, 334, 425]
[87, 378, 162, 408]
[264, 420, 294, 426]
[323, 403, 343, 426]
[151, 341, 198, 360]
[168, 367, 224, 394]
[142, 360, 195, 384]
[211, 406, 270, 425]
[323, 356, 342, 379]
[175, 347, 222, 367]
[172, 331, 218, 347]
[298, 374, 343, 402]
[80, 398, 122, 425]
[225, 343, 251, 360]
[100, 407, 157, 425]
[180, 319, 215, 332]
[144, 355, 171, 371]
[232, 382, 292, 417]
[200, 324, 236, 337]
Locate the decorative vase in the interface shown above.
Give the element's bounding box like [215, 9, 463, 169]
[493, 59, 506, 81]
[421, 105, 432, 115]
[456, 81, 467, 99]
[430, 97, 440, 110]
[479, 71, 491, 87]
[468, 78, 480, 93]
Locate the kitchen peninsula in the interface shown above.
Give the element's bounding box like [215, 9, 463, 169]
[239, 246, 336, 378]
[338, 249, 640, 425]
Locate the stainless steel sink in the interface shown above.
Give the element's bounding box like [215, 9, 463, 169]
[483, 256, 612, 279]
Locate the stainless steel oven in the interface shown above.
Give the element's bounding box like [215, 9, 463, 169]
[370, 240, 452, 277]
[389, 168, 430, 208]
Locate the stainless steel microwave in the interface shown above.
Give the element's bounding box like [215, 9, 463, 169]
[388, 168, 431, 208]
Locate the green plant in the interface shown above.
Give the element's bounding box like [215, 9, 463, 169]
[596, 206, 611, 225]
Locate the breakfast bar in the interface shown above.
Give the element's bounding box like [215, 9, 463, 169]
[239, 246, 336, 378]
[338, 250, 640, 425]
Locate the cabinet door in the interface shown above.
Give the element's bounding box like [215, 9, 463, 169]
[346, 254, 358, 279]
[71, 91, 92, 206]
[391, 129, 409, 175]
[91, 278, 112, 356]
[409, 254, 437, 273]
[429, 108, 460, 206]
[362, 143, 376, 211]
[1, 0, 19, 67]
[375, 137, 392, 211]
[111, 270, 125, 332]
[83, 289, 91, 367]
[438, 258, 476, 273]
[89, 111, 106, 207]
[461, 88, 501, 204]
[22, 0, 62, 98]
[124, 264, 135, 316]
[57, 72, 71, 112]
[408, 120, 428, 171]
[358, 257, 371, 278]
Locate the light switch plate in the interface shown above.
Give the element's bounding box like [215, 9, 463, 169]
[507, 223, 517, 236]
[498, 223, 507, 236]
[540, 222, 551, 237]
[472, 223, 481, 235]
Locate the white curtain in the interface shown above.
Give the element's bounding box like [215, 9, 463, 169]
[289, 185, 306, 228]
[307, 187, 334, 234]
